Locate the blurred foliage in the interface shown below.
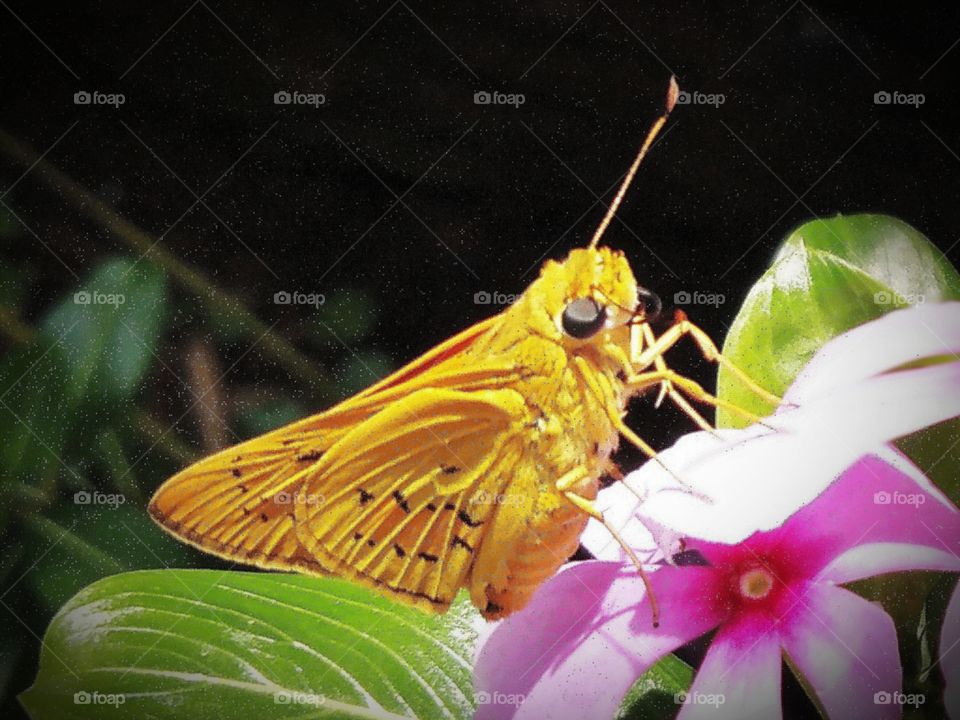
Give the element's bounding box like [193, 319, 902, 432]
[0, 237, 388, 717]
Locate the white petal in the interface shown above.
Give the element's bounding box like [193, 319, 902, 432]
[625, 362, 960, 544]
[787, 301, 960, 405]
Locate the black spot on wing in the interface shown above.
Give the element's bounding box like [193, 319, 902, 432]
[296, 449, 324, 463]
[451, 536, 473, 553]
[392, 489, 411, 513]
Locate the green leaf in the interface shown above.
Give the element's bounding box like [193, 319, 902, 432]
[717, 214, 960, 428]
[21, 571, 480, 720]
[616, 653, 694, 719]
[40, 257, 167, 407]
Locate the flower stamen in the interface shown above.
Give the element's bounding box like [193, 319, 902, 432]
[738, 567, 774, 600]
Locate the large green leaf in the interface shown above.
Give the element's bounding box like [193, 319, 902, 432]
[717, 214, 960, 428]
[40, 257, 167, 407]
[20, 571, 480, 720]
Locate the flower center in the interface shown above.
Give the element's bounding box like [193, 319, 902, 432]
[738, 567, 774, 600]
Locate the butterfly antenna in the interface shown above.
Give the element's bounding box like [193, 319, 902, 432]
[588, 76, 679, 250]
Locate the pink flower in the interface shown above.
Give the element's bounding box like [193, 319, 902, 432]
[475, 454, 960, 719]
[474, 304, 960, 720]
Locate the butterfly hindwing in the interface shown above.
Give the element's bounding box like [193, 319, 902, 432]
[295, 387, 528, 612]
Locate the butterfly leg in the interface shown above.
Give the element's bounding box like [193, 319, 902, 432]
[613, 337, 714, 432]
[634, 314, 780, 407]
[557, 469, 660, 627]
[641, 324, 715, 429]
[627, 369, 768, 427]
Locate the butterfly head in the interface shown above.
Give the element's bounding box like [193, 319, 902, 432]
[530, 245, 660, 350]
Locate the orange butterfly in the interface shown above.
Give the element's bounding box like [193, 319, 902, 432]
[149, 78, 774, 624]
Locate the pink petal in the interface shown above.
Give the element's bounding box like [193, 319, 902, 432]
[780, 584, 901, 720]
[474, 562, 724, 720]
[787, 302, 960, 406]
[941, 584, 960, 719]
[678, 614, 783, 720]
[776, 452, 960, 573]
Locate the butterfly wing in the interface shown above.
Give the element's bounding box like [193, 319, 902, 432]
[146, 413, 351, 574]
[294, 387, 528, 613]
[148, 315, 523, 579]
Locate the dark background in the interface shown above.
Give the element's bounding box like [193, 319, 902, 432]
[1, 1, 959, 717]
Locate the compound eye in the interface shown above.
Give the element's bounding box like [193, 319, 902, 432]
[561, 297, 607, 339]
[637, 287, 662, 320]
